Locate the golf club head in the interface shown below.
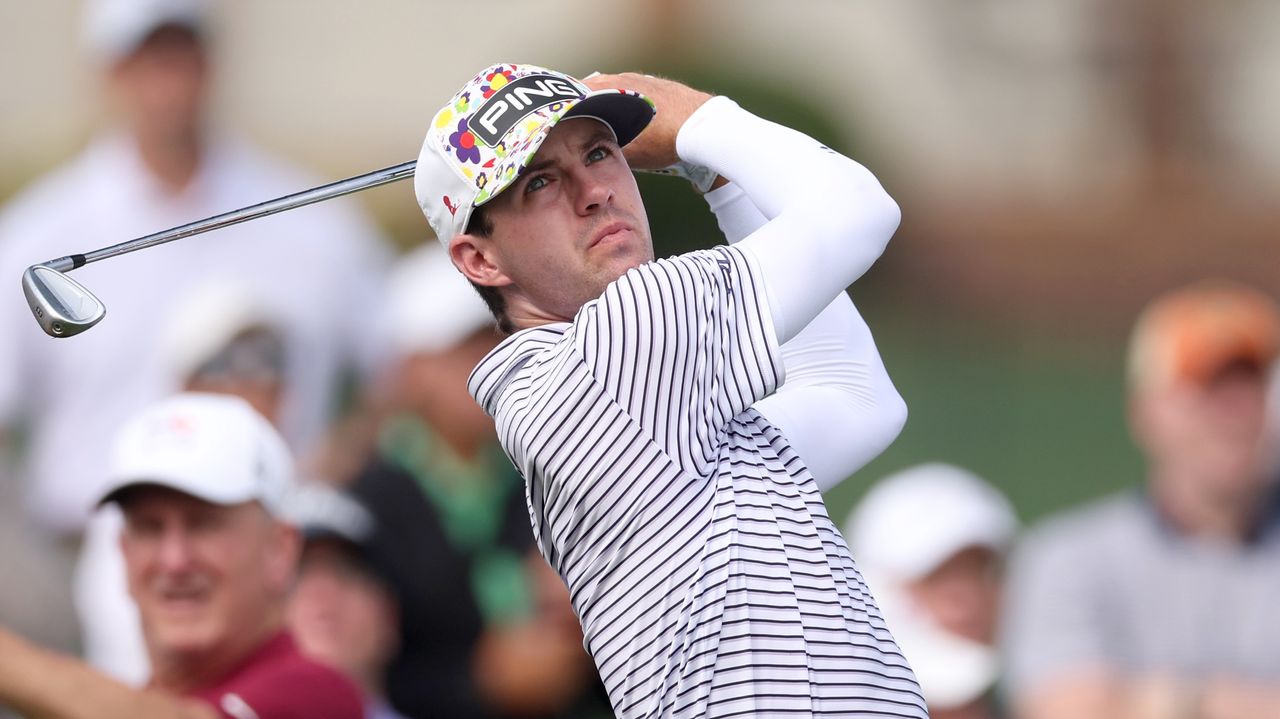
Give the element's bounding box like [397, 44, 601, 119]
[22, 265, 106, 338]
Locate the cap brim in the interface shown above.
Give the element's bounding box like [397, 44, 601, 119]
[563, 90, 655, 147]
[97, 475, 254, 509]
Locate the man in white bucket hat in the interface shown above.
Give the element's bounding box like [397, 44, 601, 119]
[846, 463, 1020, 719]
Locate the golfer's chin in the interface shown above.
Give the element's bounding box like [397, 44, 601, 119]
[591, 238, 654, 289]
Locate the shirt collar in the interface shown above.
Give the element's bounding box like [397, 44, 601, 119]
[87, 130, 240, 207]
[467, 322, 570, 416]
[1140, 483, 1280, 548]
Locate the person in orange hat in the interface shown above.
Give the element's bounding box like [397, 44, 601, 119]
[1003, 280, 1280, 719]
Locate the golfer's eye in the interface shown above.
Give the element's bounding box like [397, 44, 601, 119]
[586, 145, 611, 163]
[525, 175, 549, 194]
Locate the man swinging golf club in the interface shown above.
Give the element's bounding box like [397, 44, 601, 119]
[415, 63, 926, 718]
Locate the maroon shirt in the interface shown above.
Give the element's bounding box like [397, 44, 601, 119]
[187, 631, 364, 719]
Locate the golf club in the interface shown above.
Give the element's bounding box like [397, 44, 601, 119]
[22, 159, 417, 338]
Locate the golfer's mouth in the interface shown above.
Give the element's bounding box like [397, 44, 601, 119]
[590, 221, 633, 248]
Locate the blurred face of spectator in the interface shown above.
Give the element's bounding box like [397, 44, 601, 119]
[1132, 360, 1272, 500]
[186, 374, 283, 426]
[107, 25, 208, 145]
[905, 546, 1003, 645]
[287, 540, 398, 685]
[120, 487, 298, 663]
[398, 329, 500, 446]
[183, 328, 288, 427]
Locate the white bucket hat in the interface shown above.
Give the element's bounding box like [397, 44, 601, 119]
[845, 462, 1018, 582]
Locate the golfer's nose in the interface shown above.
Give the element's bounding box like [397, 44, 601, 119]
[575, 171, 613, 215]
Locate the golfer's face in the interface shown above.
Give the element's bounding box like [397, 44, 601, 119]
[120, 487, 284, 661]
[477, 117, 653, 321]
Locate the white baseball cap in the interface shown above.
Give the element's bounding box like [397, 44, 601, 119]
[81, 0, 210, 64]
[414, 62, 655, 246]
[844, 463, 1018, 582]
[376, 244, 494, 359]
[98, 392, 294, 518]
[158, 280, 285, 386]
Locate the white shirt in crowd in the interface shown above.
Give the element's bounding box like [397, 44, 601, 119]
[0, 132, 389, 683]
[0, 132, 389, 534]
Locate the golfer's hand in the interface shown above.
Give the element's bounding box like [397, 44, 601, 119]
[583, 72, 712, 171]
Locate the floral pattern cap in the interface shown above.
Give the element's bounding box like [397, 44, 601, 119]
[415, 63, 655, 245]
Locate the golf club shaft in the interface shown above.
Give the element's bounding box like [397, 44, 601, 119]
[42, 160, 417, 273]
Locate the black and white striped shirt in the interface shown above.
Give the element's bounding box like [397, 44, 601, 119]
[470, 245, 927, 718]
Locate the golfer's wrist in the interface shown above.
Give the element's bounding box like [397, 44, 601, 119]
[675, 95, 740, 169]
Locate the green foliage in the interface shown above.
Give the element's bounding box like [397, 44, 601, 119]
[824, 308, 1144, 527]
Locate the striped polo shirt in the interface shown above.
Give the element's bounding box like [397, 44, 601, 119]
[469, 246, 926, 718]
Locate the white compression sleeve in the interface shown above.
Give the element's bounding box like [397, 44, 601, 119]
[678, 97, 902, 343]
[703, 181, 906, 491]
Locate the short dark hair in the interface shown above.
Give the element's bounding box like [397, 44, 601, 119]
[464, 205, 515, 335]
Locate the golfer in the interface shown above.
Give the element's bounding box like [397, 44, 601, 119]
[414, 63, 926, 718]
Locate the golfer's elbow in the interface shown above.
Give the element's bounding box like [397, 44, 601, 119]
[813, 170, 901, 264]
[870, 190, 902, 251]
[846, 181, 901, 258]
[811, 385, 907, 490]
[880, 387, 908, 446]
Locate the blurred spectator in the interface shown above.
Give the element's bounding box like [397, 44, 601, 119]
[74, 280, 292, 684]
[286, 483, 408, 719]
[349, 245, 608, 718]
[0, 0, 387, 658]
[845, 463, 1019, 719]
[160, 281, 289, 425]
[0, 392, 363, 719]
[1003, 280, 1280, 719]
[1268, 359, 1280, 472]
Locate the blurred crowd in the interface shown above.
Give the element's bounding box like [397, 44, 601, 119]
[1, 1, 1279, 719]
[846, 279, 1280, 719]
[0, 2, 607, 718]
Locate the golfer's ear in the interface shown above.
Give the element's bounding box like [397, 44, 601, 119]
[450, 234, 512, 288]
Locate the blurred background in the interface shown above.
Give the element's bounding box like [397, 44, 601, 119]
[6, 0, 1278, 523]
[2, 2, 1279, 718]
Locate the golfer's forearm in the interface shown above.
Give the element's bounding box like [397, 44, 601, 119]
[678, 97, 901, 344]
[753, 298, 905, 490]
[704, 182, 905, 488]
[0, 629, 215, 719]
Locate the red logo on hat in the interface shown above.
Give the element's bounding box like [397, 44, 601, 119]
[443, 195, 458, 217]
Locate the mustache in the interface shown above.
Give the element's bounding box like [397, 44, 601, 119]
[147, 574, 214, 597]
